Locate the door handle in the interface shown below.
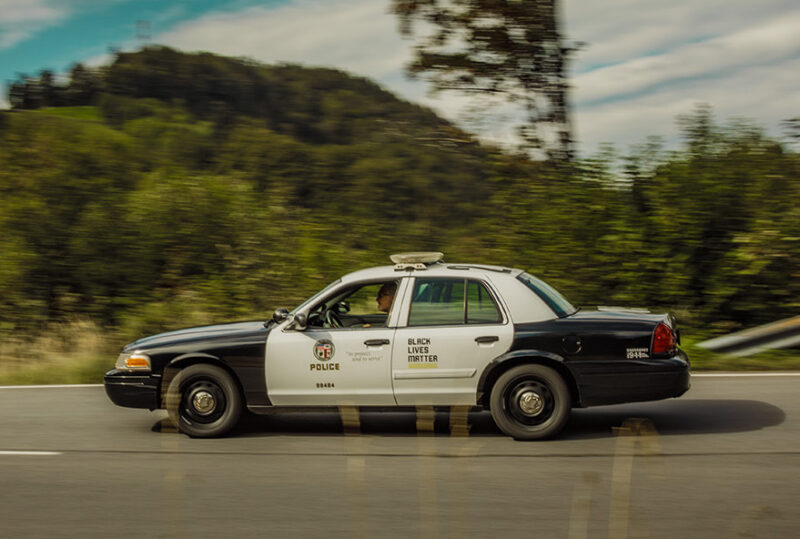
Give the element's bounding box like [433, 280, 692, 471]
[364, 339, 390, 346]
[475, 336, 499, 344]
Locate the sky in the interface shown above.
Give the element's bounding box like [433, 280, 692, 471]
[1, 0, 799, 155]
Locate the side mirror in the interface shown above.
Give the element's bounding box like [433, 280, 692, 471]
[335, 300, 350, 314]
[273, 308, 290, 324]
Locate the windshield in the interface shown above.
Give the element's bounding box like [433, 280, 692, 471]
[290, 278, 342, 314]
[517, 272, 577, 317]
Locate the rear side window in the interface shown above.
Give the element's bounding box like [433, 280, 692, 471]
[409, 278, 502, 326]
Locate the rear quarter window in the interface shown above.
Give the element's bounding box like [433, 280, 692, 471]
[516, 272, 576, 318]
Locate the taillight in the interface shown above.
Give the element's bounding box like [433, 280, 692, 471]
[652, 323, 675, 355]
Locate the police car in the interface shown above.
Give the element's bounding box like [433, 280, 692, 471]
[104, 252, 690, 440]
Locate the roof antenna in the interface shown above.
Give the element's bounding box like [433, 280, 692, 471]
[136, 20, 151, 44]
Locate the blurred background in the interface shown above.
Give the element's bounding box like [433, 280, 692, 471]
[1, 0, 799, 382]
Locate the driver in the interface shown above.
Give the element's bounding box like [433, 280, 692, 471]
[376, 282, 397, 313]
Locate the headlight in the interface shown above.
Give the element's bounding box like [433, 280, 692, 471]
[115, 351, 151, 372]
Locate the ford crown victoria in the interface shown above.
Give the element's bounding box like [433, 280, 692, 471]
[104, 252, 690, 440]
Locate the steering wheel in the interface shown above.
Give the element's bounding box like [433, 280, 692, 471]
[324, 309, 342, 328]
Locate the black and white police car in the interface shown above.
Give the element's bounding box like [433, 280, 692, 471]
[105, 252, 690, 440]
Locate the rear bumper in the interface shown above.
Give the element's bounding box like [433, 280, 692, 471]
[574, 349, 691, 407]
[104, 369, 161, 409]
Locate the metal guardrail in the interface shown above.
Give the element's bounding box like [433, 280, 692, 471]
[698, 315, 800, 357]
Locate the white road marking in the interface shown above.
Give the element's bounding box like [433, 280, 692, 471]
[692, 372, 800, 377]
[0, 384, 103, 389]
[0, 451, 61, 456]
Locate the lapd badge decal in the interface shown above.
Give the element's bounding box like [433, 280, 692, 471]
[314, 340, 335, 361]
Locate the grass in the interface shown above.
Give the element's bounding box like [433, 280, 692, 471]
[0, 319, 117, 385]
[1, 324, 799, 386]
[34, 106, 101, 122]
[0, 353, 112, 385]
[682, 336, 800, 371]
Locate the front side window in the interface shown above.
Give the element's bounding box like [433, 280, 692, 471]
[408, 278, 502, 326]
[307, 280, 398, 329]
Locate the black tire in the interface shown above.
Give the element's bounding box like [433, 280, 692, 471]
[166, 364, 242, 438]
[489, 364, 570, 440]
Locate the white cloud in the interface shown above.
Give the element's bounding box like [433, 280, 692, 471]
[574, 55, 800, 152]
[564, 0, 800, 154]
[81, 51, 112, 68]
[1, 0, 65, 23]
[158, 0, 409, 80]
[0, 0, 70, 49]
[574, 11, 800, 106]
[0, 29, 30, 49]
[151, 5, 188, 27]
[564, 0, 799, 69]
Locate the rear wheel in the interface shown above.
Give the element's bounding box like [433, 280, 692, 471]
[489, 364, 570, 440]
[166, 364, 242, 438]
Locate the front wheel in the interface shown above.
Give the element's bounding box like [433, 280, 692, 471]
[489, 364, 570, 440]
[166, 364, 242, 438]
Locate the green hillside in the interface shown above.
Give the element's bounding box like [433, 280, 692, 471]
[2, 47, 799, 379]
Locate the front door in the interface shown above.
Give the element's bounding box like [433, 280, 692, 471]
[265, 280, 400, 406]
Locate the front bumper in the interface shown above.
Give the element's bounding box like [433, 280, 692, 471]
[104, 369, 161, 409]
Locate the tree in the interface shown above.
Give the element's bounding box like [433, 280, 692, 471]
[66, 63, 101, 105]
[392, 0, 575, 160]
[38, 70, 60, 107]
[7, 73, 41, 109]
[7, 76, 27, 109]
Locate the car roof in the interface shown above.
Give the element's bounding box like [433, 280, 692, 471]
[339, 262, 524, 284]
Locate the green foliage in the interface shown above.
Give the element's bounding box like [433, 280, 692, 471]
[1, 49, 798, 378]
[0, 49, 495, 339]
[102, 46, 449, 146]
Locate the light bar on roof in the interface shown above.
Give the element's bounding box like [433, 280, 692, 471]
[390, 251, 443, 270]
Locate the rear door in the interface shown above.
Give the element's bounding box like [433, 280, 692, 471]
[391, 277, 514, 405]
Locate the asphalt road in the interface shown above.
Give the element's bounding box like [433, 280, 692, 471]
[1, 374, 799, 538]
